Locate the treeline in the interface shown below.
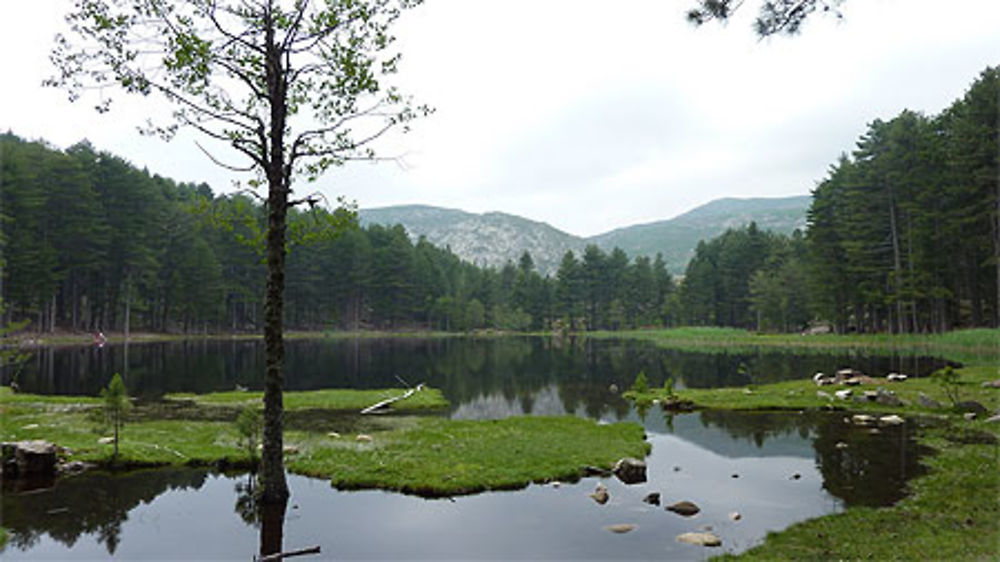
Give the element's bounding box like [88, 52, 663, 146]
[1, 67, 995, 335]
[677, 66, 999, 333]
[0, 133, 678, 333]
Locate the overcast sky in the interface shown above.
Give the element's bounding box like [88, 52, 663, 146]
[2, 1, 999, 237]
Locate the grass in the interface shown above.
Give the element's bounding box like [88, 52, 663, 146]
[0, 527, 6, 550]
[0, 387, 648, 496]
[164, 386, 448, 412]
[287, 416, 650, 496]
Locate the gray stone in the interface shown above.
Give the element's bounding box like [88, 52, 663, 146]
[676, 532, 721, 547]
[875, 388, 904, 407]
[666, 500, 701, 516]
[590, 483, 609, 505]
[1, 440, 58, 477]
[955, 401, 988, 416]
[918, 392, 943, 409]
[604, 523, 638, 534]
[642, 492, 661, 505]
[613, 457, 647, 484]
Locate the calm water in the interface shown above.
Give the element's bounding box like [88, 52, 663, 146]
[1, 337, 937, 560]
[2, 408, 927, 560]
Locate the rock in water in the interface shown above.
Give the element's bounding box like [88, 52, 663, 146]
[666, 500, 701, 517]
[590, 483, 609, 505]
[604, 523, 638, 534]
[878, 415, 905, 426]
[612, 457, 647, 484]
[729, 511, 741, 521]
[642, 492, 661, 505]
[676, 532, 721, 547]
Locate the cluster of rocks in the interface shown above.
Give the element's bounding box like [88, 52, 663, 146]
[813, 368, 908, 389]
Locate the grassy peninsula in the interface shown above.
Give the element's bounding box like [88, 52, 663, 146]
[0, 386, 648, 496]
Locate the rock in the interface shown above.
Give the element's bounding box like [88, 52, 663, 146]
[836, 368, 858, 381]
[963, 412, 977, 421]
[955, 401, 988, 416]
[282, 445, 300, 455]
[887, 373, 908, 382]
[980, 380, 1000, 389]
[612, 457, 647, 484]
[98, 436, 116, 445]
[729, 511, 742, 521]
[985, 414, 1000, 424]
[666, 500, 701, 517]
[851, 414, 876, 426]
[878, 415, 905, 426]
[835, 389, 853, 400]
[58, 460, 93, 474]
[582, 465, 612, 477]
[843, 377, 863, 386]
[326, 432, 341, 438]
[863, 390, 879, 401]
[835, 441, 849, 449]
[918, 392, 943, 409]
[790, 473, 801, 480]
[875, 388, 904, 407]
[731, 473, 739, 479]
[551, 481, 561, 488]
[608, 383, 619, 394]
[1, 440, 58, 477]
[590, 483, 609, 505]
[812, 372, 834, 386]
[21, 423, 40, 430]
[604, 523, 638, 534]
[355, 434, 373, 443]
[817, 390, 833, 400]
[642, 492, 661, 505]
[676, 532, 721, 547]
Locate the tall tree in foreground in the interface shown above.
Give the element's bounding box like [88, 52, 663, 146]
[48, 0, 427, 504]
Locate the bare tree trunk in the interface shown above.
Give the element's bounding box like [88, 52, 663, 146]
[259, 4, 290, 506]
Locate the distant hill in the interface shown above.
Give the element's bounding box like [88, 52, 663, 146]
[359, 196, 811, 275]
[590, 196, 811, 273]
[359, 205, 583, 274]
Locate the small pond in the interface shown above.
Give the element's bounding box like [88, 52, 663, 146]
[2, 409, 928, 560]
[1, 337, 941, 559]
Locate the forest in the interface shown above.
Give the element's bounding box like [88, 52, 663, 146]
[0, 67, 996, 335]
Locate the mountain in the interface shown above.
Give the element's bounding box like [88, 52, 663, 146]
[359, 205, 584, 274]
[590, 196, 811, 273]
[359, 196, 811, 275]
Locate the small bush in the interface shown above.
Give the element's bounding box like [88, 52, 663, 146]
[631, 371, 649, 394]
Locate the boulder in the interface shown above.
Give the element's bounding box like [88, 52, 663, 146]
[613, 457, 647, 484]
[963, 412, 978, 421]
[878, 415, 905, 426]
[955, 401, 988, 416]
[642, 492, 661, 505]
[604, 523, 638, 534]
[875, 388, 904, 407]
[835, 389, 853, 401]
[918, 392, 943, 409]
[1, 440, 58, 477]
[676, 532, 721, 547]
[863, 390, 879, 401]
[666, 500, 701, 517]
[590, 483, 609, 505]
[887, 373, 908, 382]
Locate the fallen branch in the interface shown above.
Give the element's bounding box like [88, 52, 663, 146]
[256, 545, 321, 562]
[360, 383, 425, 414]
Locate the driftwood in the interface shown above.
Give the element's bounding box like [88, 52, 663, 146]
[256, 545, 321, 562]
[360, 383, 425, 414]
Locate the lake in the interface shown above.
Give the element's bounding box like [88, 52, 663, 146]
[1, 337, 937, 560]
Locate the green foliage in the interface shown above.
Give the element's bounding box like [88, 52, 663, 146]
[234, 406, 262, 460]
[932, 366, 962, 406]
[631, 370, 649, 394]
[100, 373, 130, 458]
[663, 376, 675, 399]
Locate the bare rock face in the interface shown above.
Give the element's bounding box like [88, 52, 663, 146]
[612, 457, 647, 484]
[1, 440, 58, 477]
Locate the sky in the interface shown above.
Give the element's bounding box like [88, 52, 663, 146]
[2, 1, 999, 237]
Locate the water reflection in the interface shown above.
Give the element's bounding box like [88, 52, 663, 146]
[1, 410, 930, 560]
[5, 338, 957, 419]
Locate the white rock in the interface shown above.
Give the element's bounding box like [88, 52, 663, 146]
[676, 532, 722, 547]
[356, 434, 373, 443]
[835, 389, 853, 400]
[326, 432, 341, 438]
[878, 415, 905, 426]
[851, 414, 876, 425]
[97, 437, 116, 445]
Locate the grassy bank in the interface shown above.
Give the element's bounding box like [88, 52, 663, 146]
[620, 338, 999, 561]
[600, 327, 1000, 360]
[0, 387, 647, 496]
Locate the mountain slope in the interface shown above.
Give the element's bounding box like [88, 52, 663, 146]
[590, 196, 811, 272]
[359, 196, 811, 275]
